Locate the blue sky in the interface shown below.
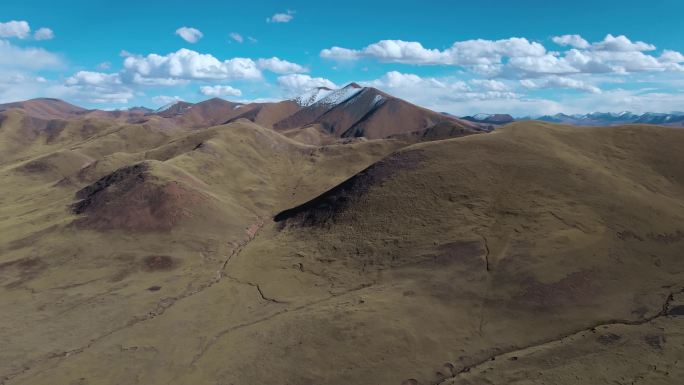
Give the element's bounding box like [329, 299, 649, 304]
[2, 0, 684, 115]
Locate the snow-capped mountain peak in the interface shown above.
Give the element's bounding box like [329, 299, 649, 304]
[293, 83, 365, 109]
[293, 87, 334, 107]
[314, 84, 363, 108]
[155, 101, 186, 113]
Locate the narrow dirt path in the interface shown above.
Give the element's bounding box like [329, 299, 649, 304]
[434, 289, 679, 385]
[1, 218, 266, 385]
[189, 282, 374, 366]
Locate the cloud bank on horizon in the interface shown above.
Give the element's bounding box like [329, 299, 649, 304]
[1, 6, 684, 116]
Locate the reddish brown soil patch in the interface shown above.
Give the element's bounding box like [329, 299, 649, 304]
[517, 270, 599, 309]
[142, 256, 175, 271]
[647, 231, 684, 244]
[0, 257, 47, 289]
[438, 241, 485, 261]
[72, 163, 207, 231]
[403, 241, 485, 269]
[616, 230, 643, 241]
[597, 333, 622, 344]
[7, 225, 59, 250]
[644, 334, 665, 349]
[16, 159, 53, 173]
[22, 116, 69, 143]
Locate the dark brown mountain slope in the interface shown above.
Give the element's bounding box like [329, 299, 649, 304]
[163, 98, 243, 128]
[224, 100, 301, 128]
[274, 83, 482, 139]
[154, 101, 194, 118]
[0, 98, 86, 120]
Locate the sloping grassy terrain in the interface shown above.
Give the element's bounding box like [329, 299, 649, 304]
[0, 112, 404, 385]
[1, 118, 682, 385]
[184, 122, 682, 385]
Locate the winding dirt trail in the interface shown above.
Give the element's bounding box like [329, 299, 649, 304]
[435, 289, 680, 385]
[1, 218, 267, 385]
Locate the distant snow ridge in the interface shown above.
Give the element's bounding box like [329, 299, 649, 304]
[317, 86, 362, 107]
[294, 84, 364, 109]
[535, 111, 684, 126]
[294, 87, 333, 107]
[472, 113, 493, 120]
[155, 101, 179, 113]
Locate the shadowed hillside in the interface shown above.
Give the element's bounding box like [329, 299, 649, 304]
[0, 111, 406, 385]
[274, 83, 482, 139]
[2, 116, 682, 385]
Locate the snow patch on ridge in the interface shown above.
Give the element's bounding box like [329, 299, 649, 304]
[472, 113, 492, 120]
[294, 87, 334, 107]
[294, 84, 365, 110]
[315, 86, 363, 108]
[155, 102, 180, 113]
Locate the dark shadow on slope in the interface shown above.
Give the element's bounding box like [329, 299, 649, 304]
[274, 151, 425, 226]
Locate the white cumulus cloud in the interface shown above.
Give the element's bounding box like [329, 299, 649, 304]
[321, 38, 546, 66]
[470, 79, 509, 91]
[0, 40, 62, 70]
[200, 85, 242, 97]
[277, 74, 336, 95]
[361, 40, 448, 64]
[175, 27, 203, 43]
[320, 35, 683, 80]
[364, 72, 518, 108]
[319, 46, 359, 60]
[229, 32, 243, 43]
[368, 71, 453, 89]
[61, 48, 310, 105]
[66, 71, 122, 86]
[505, 54, 579, 77]
[592, 34, 655, 52]
[33, 27, 54, 41]
[0, 20, 31, 39]
[256, 57, 307, 74]
[63, 71, 133, 103]
[552, 34, 589, 49]
[122, 48, 262, 83]
[520, 76, 601, 94]
[267, 11, 294, 23]
[660, 50, 684, 63]
[0, 21, 55, 41]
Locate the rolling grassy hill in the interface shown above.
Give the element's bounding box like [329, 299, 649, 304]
[0, 98, 682, 385]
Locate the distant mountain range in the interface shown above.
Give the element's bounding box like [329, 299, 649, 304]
[460, 113, 515, 125]
[458, 111, 684, 127]
[3, 79, 684, 385]
[530, 112, 684, 127]
[0, 84, 486, 145]
[3, 92, 683, 134]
